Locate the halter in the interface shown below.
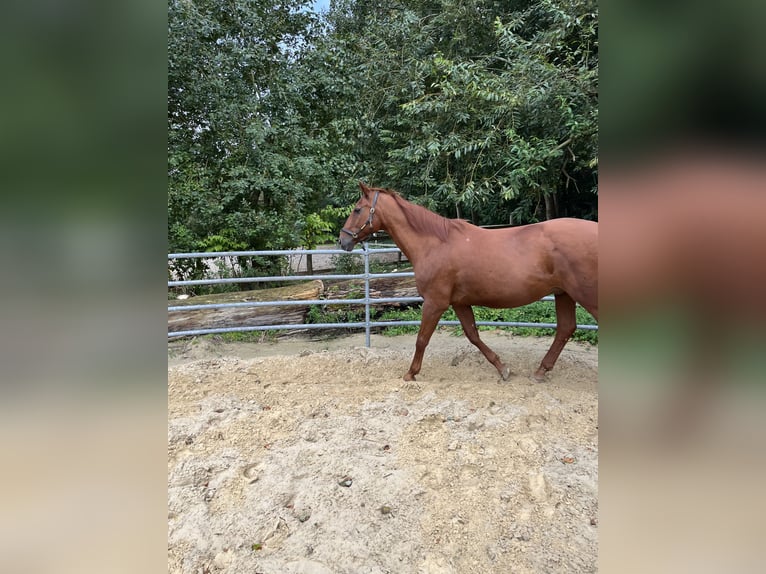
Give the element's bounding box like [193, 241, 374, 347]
[340, 190, 379, 241]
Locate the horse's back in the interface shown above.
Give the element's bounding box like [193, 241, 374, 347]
[539, 217, 597, 257]
[542, 217, 597, 236]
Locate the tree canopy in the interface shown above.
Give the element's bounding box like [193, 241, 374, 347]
[168, 0, 598, 257]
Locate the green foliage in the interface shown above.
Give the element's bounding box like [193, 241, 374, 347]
[302, 213, 334, 250]
[331, 253, 364, 275]
[378, 301, 598, 343]
[168, 0, 338, 255]
[197, 234, 248, 253]
[169, 0, 598, 257]
[329, 248, 405, 276]
[301, 205, 352, 249]
[310, 293, 598, 343]
[307, 303, 365, 326]
[207, 331, 279, 343]
[376, 308, 423, 336]
[319, 0, 598, 224]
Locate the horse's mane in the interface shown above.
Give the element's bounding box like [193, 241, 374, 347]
[378, 187, 457, 242]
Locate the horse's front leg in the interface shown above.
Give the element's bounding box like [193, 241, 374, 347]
[453, 304, 511, 380]
[404, 299, 448, 381]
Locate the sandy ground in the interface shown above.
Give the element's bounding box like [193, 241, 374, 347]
[168, 331, 598, 574]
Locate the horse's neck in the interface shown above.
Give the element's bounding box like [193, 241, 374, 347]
[380, 197, 440, 267]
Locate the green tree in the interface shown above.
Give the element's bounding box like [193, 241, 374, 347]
[168, 0, 599, 279]
[168, 0, 329, 270]
[317, 0, 598, 223]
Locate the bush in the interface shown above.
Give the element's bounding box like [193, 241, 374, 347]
[378, 301, 598, 344]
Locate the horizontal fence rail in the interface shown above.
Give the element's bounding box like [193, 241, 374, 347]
[168, 244, 598, 346]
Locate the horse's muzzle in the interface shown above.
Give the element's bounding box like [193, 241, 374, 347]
[339, 235, 355, 252]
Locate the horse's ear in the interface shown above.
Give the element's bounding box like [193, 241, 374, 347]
[359, 181, 370, 197]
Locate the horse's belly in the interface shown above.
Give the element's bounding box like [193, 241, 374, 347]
[451, 279, 549, 308]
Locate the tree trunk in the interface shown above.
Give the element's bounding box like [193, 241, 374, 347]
[544, 191, 558, 220]
[323, 275, 419, 302]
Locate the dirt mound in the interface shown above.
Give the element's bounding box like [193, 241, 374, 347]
[168, 332, 598, 573]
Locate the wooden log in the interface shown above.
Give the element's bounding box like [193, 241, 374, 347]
[323, 275, 420, 304]
[168, 280, 324, 333]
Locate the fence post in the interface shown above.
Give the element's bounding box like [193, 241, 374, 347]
[364, 242, 371, 347]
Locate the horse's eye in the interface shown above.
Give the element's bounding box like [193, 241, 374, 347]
[353, 208, 361, 214]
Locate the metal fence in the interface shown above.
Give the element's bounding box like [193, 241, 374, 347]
[168, 244, 598, 346]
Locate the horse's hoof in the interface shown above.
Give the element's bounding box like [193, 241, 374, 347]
[403, 373, 416, 382]
[500, 366, 511, 381]
[532, 369, 548, 383]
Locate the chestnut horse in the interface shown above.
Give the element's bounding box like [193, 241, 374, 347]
[339, 183, 598, 381]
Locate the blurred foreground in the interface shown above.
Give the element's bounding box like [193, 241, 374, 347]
[600, 149, 766, 573]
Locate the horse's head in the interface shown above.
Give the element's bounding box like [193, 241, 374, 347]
[339, 182, 382, 251]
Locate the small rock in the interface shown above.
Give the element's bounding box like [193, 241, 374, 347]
[447, 441, 459, 451]
[338, 476, 353, 487]
[590, 517, 598, 526]
[295, 508, 312, 522]
[380, 505, 393, 515]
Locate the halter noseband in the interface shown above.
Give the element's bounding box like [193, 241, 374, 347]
[341, 190, 379, 241]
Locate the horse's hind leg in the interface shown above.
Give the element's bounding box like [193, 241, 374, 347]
[535, 293, 577, 381]
[453, 304, 511, 380]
